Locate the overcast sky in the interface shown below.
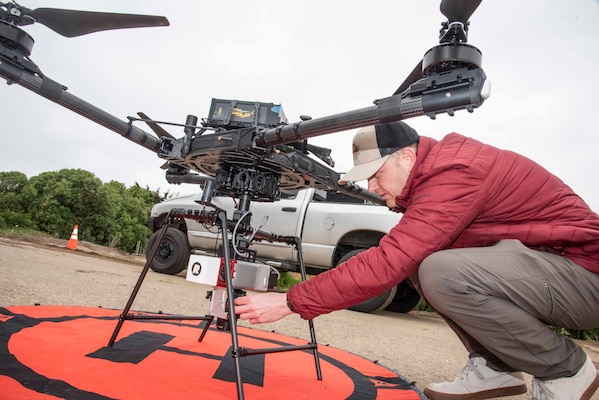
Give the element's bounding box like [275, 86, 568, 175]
[1, 1, 598, 210]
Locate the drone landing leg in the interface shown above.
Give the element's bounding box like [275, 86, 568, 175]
[107, 218, 213, 348]
[105, 201, 321, 400]
[294, 236, 323, 380]
[233, 236, 322, 380]
[216, 194, 322, 400]
[216, 209, 246, 399]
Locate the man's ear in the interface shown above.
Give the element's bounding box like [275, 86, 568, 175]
[401, 147, 417, 171]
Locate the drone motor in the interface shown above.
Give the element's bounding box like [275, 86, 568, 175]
[0, 19, 33, 56]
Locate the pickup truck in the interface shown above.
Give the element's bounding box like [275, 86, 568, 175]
[145, 188, 421, 314]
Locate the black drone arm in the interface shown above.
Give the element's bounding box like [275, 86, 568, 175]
[0, 56, 161, 154]
[257, 66, 488, 147]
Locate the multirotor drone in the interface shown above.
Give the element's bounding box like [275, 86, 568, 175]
[0, 0, 490, 206]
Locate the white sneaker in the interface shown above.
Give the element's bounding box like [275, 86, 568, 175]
[530, 354, 599, 400]
[424, 357, 527, 400]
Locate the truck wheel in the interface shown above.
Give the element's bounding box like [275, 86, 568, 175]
[146, 228, 190, 275]
[336, 249, 397, 314]
[385, 280, 422, 313]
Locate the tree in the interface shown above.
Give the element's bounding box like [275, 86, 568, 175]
[0, 171, 32, 229]
[102, 180, 127, 247]
[22, 169, 112, 240]
[2, 168, 167, 253]
[101, 181, 163, 252]
[117, 183, 162, 252]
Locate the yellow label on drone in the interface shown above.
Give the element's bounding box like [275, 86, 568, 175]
[231, 107, 255, 119]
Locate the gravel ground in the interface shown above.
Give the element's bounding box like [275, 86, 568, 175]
[1, 234, 598, 400]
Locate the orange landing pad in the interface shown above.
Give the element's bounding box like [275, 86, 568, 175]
[0, 306, 424, 400]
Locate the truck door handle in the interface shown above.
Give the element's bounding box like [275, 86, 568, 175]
[282, 207, 297, 212]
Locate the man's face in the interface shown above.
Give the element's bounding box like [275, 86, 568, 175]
[367, 147, 415, 208]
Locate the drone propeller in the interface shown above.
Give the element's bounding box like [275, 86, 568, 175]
[0, 2, 169, 37]
[440, 0, 482, 25]
[394, 60, 423, 96]
[28, 8, 169, 37]
[137, 112, 175, 139]
[393, 0, 482, 95]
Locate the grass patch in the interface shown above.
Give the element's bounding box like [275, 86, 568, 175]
[0, 227, 53, 238]
[276, 272, 302, 290]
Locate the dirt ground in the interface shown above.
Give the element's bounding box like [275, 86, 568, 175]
[1, 233, 598, 400]
[0, 231, 147, 264]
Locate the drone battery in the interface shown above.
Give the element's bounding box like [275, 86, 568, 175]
[186, 254, 272, 292]
[206, 98, 287, 128]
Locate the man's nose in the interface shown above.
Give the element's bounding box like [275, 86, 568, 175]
[368, 178, 377, 193]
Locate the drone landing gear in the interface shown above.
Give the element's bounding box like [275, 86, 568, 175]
[107, 207, 321, 400]
[107, 220, 214, 348]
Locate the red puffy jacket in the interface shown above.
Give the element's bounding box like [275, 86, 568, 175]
[288, 133, 599, 320]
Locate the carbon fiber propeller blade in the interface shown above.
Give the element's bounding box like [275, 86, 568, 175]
[393, 60, 423, 95]
[28, 8, 169, 37]
[440, 0, 482, 24]
[137, 112, 175, 139]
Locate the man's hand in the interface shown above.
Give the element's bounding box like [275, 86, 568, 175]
[234, 292, 295, 324]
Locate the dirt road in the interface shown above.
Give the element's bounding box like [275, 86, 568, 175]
[1, 235, 598, 399]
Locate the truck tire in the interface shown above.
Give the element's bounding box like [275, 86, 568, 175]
[384, 280, 422, 313]
[336, 249, 397, 313]
[146, 228, 190, 275]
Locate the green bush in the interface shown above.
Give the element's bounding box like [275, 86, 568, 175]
[276, 272, 301, 289]
[0, 169, 167, 253]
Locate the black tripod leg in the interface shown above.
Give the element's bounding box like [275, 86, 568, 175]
[294, 237, 322, 380]
[107, 221, 171, 347]
[197, 316, 214, 342]
[217, 210, 245, 400]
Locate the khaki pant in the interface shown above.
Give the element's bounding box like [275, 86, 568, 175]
[414, 239, 599, 380]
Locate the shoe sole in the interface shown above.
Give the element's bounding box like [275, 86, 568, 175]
[423, 383, 527, 400]
[582, 372, 599, 400]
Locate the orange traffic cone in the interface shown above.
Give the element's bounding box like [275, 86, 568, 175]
[67, 224, 78, 250]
